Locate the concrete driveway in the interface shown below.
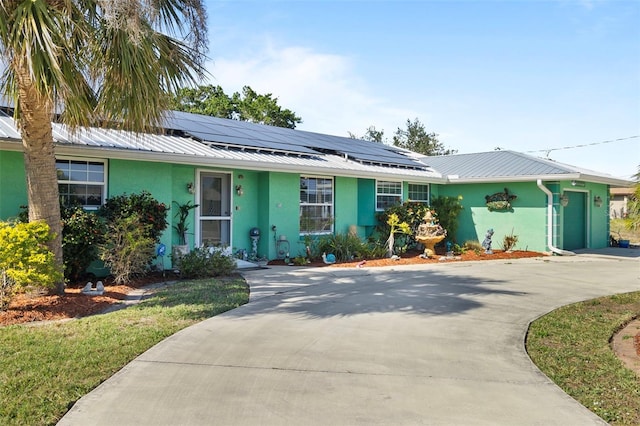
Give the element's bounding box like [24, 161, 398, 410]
[59, 249, 639, 425]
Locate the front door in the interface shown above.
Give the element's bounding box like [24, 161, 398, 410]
[563, 191, 587, 250]
[198, 172, 231, 247]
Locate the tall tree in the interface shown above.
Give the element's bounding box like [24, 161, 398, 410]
[348, 126, 386, 143]
[392, 118, 456, 156]
[173, 84, 302, 129]
[0, 0, 207, 294]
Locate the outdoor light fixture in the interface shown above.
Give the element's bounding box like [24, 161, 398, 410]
[236, 185, 244, 196]
[186, 182, 195, 194]
[594, 196, 603, 207]
[559, 193, 569, 207]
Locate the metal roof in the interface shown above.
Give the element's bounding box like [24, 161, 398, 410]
[418, 150, 631, 186]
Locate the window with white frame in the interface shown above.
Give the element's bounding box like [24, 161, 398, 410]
[300, 176, 333, 234]
[376, 180, 402, 210]
[56, 158, 106, 208]
[408, 183, 430, 203]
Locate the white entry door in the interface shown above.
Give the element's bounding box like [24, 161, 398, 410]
[198, 171, 231, 247]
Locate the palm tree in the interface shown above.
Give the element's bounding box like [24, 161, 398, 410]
[0, 1, 207, 294]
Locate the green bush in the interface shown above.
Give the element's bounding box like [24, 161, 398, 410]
[0, 221, 63, 310]
[61, 206, 105, 281]
[430, 196, 463, 242]
[99, 215, 155, 284]
[17, 204, 106, 281]
[315, 233, 387, 262]
[178, 246, 237, 279]
[98, 191, 168, 243]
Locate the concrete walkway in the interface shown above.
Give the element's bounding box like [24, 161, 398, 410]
[59, 248, 639, 425]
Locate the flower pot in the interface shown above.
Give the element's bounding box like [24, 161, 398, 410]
[618, 240, 630, 248]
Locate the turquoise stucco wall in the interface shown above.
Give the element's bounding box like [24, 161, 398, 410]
[256, 172, 300, 259]
[335, 176, 358, 235]
[436, 182, 548, 252]
[0, 147, 616, 263]
[0, 150, 27, 220]
[230, 170, 259, 256]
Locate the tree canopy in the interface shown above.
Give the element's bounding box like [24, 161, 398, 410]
[350, 119, 455, 156]
[348, 126, 386, 143]
[392, 118, 456, 156]
[172, 85, 302, 129]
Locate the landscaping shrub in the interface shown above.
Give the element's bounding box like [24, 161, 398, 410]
[99, 215, 155, 284]
[463, 240, 482, 254]
[501, 230, 519, 251]
[429, 196, 463, 242]
[178, 246, 237, 279]
[98, 191, 169, 243]
[61, 205, 105, 281]
[0, 221, 63, 310]
[315, 233, 387, 262]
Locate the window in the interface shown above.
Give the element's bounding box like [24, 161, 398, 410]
[408, 183, 430, 203]
[56, 158, 106, 208]
[376, 181, 402, 210]
[300, 176, 333, 234]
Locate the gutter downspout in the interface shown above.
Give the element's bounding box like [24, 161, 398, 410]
[536, 179, 576, 256]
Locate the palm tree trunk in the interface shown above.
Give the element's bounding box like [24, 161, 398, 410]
[14, 60, 65, 295]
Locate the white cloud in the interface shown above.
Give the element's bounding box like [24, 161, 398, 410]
[205, 41, 416, 139]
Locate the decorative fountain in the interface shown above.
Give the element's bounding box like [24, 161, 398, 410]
[415, 210, 447, 258]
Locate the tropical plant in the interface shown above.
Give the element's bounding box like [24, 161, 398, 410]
[626, 166, 640, 231]
[0, 1, 208, 294]
[430, 196, 464, 242]
[173, 201, 199, 245]
[501, 229, 519, 252]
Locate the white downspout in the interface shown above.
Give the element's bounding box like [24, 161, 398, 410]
[537, 179, 576, 256]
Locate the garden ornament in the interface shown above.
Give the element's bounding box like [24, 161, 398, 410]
[482, 228, 494, 254]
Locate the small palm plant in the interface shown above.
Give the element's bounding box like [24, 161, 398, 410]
[173, 201, 199, 245]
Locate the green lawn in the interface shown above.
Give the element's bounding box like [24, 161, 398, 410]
[527, 291, 640, 425]
[0, 277, 249, 426]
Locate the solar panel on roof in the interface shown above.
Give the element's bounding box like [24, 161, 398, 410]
[163, 110, 427, 168]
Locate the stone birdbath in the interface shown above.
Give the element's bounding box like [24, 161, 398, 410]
[415, 210, 447, 258]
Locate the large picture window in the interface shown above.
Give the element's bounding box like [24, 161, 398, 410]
[300, 176, 333, 234]
[408, 183, 430, 203]
[376, 180, 402, 210]
[56, 158, 106, 208]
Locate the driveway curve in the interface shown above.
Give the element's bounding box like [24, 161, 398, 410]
[59, 249, 639, 425]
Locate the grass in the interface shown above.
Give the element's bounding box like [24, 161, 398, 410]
[526, 291, 640, 425]
[0, 277, 249, 426]
[611, 218, 640, 243]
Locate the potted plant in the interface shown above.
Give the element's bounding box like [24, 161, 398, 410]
[172, 201, 198, 259]
[611, 228, 630, 248]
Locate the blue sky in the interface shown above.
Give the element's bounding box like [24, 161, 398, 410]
[202, 0, 639, 179]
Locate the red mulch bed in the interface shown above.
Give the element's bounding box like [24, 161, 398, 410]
[0, 272, 174, 327]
